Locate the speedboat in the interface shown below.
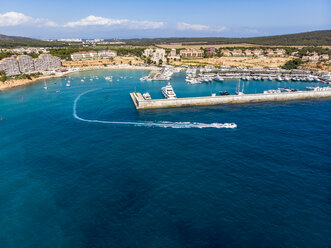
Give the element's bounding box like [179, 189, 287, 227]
[161, 83, 177, 99]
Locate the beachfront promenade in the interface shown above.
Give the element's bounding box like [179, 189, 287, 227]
[130, 90, 331, 110]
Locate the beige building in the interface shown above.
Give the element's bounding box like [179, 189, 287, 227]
[180, 49, 203, 58]
[252, 49, 264, 57]
[221, 49, 232, 57]
[0, 57, 21, 76]
[97, 50, 117, 58]
[34, 54, 62, 71]
[244, 49, 253, 57]
[167, 48, 180, 59]
[17, 55, 35, 73]
[274, 49, 286, 57]
[320, 54, 329, 60]
[152, 48, 166, 62]
[231, 49, 243, 57]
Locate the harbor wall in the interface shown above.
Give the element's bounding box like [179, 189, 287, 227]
[130, 91, 331, 110]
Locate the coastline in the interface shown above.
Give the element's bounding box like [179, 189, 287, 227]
[0, 64, 157, 92]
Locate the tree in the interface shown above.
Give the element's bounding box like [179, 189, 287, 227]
[146, 57, 152, 64]
[281, 58, 303, 70]
[0, 70, 7, 82]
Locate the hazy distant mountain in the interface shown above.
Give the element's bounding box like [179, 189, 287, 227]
[0, 34, 38, 41]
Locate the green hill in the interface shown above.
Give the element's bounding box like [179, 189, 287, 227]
[0, 34, 38, 41]
[121, 30, 331, 46]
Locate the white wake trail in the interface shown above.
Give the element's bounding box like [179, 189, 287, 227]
[73, 89, 237, 129]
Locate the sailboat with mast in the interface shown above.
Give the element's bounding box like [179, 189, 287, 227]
[236, 79, 245, 95]
[43, 80, 48, 90]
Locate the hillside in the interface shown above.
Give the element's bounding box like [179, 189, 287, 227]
[122, 30, 331, 46]
[0, 34, 38, 41]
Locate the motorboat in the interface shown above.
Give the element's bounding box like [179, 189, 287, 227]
[143, 92, 152, 100]
[214, 75, 224, 82]
[219, 91, 230, 96]
[161, 83, 177, 99]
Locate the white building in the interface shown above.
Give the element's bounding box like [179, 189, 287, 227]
[168, 48, 180, 59]
[71, 50, 117, 61]
[17, 55, 35, 73]
[58, 38, 82, 42]
[0, 57, 21, 76]
[143, 49, 154, 57]
[34, 54, 62, 71]
[152, 48, 166, 62]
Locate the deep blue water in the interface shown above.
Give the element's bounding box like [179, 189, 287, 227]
[0, 70, 330, 248]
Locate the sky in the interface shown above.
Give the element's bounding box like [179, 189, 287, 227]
[0, 0, 330, 39]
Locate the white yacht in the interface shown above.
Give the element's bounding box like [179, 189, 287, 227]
[214, 75, 224, 82]
[277, 76, 284, 81]
[161, 83, 177, 99]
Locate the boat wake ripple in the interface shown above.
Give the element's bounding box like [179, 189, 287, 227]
[73, 89, 237, 129]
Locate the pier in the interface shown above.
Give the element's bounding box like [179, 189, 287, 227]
[130, 90, 331, 110]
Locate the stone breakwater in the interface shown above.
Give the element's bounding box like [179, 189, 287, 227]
[130, 90, 331, 110]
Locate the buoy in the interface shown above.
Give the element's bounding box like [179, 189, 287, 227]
[1, 116, 3, 121]
[22, 97, 24, 101]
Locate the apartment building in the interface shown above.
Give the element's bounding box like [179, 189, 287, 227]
[180, 49, 203, 58]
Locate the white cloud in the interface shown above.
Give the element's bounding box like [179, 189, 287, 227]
[64, 15, 164, 29]
[177, 22, 226, 32]
[0, 12, 57, 27]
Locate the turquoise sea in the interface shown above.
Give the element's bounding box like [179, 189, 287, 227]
[0, 70, 330, 247]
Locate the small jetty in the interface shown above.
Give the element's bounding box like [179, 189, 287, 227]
[140, 66, 174, 81]
[130, 89, 331, 110]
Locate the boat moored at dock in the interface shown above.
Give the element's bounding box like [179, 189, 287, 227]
[161, 83, 177, 99]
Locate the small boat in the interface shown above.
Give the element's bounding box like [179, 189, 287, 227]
[81, 79, 84, 82]
[161, 83, 177, 99]
[143, 92, 152, 100]
[268, 76, 273, 81]
[219, 91, 230, 96]
[276, 76, 284, 81]
[214, 75, 224, 82]
[43, 81, 48, 90]
[66, 82, 71, 87]
[105, 76, 113, 82]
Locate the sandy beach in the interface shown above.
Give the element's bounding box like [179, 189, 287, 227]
[0, 64, 156, 91]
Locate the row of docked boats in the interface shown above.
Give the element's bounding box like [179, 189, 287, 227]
[241, 75, 321, 82]
[186, 74, 224, 84]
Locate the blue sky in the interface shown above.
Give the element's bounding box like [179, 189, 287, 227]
[0, 0, 330, 39]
